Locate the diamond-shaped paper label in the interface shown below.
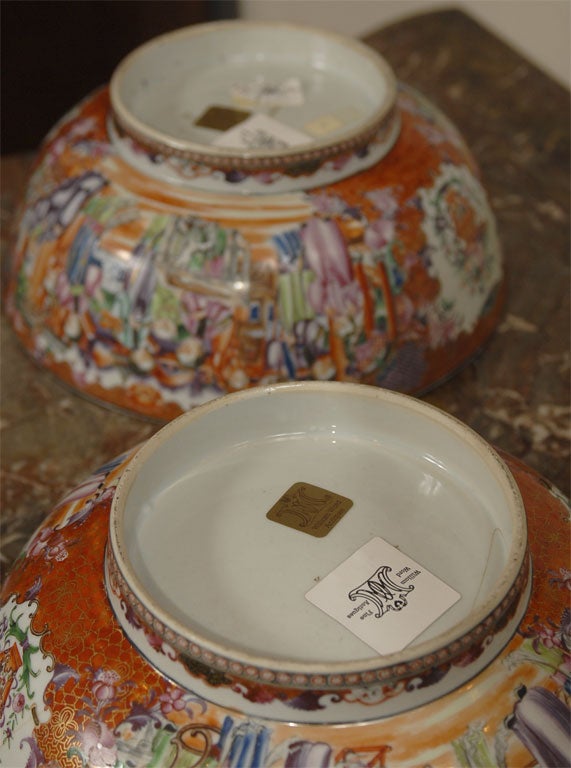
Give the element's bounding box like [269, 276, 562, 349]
[306, 537, 461, 655]
[213, 113, 310, 150]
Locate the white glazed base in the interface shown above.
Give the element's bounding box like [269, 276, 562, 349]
[132, 432, 507, 662]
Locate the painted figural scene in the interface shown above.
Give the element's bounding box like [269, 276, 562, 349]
[7, 85, 502, 420]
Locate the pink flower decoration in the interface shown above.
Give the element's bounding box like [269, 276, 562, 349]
[77, 719, 117, 768]
[309, 192, 346, 216]
[536, 625, 561, 650]
[12, 693, 25, 713]
[92, 669, 120, 703]
[159, 687, 186, 715]
[48, 541, 69, 562]
[365, 188, 399, 217]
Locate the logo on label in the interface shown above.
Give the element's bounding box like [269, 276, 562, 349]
[267, 482, 353, 537]
[306, 538, 460, 655]
[348, 565, 417, 619]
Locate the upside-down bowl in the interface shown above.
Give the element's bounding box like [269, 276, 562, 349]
[6, 21, 504, 420]
[1, 383, 569, 766]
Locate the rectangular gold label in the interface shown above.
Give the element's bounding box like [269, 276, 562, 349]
[267, 482, 353, 537]
[194, 105, 252, 131]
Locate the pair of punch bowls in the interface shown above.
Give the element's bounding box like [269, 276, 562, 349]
[2, 20, 569, 768]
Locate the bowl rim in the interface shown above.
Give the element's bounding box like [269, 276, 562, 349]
[108, 381, 528, 680]
[109, 19, 398, 170]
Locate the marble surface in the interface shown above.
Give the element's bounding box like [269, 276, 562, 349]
[1, 10, 569, 578]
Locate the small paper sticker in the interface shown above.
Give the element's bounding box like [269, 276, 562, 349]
[305, 107, 365, 137]
[213, 113, 310, 151]
[267, 482, 353, 537]
[306, 537, 461, 655]
[304, 114, 344, 137]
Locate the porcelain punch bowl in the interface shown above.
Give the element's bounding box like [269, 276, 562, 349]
[6, 21, 505, 420]
[1, 384, 570, 767]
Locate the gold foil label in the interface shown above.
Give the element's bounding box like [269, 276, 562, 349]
[267, 482, 353, 537]
[194, 105, 252, 131]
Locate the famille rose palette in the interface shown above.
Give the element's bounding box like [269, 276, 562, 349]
[7, 20, 504, 421]
[1, 383, 569, 767]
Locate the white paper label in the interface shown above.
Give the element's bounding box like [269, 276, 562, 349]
[213, 113, 310, 151]
[306, 537, 461, 655]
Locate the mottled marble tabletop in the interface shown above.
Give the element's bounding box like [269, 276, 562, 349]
[1, 10, 569, 577]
